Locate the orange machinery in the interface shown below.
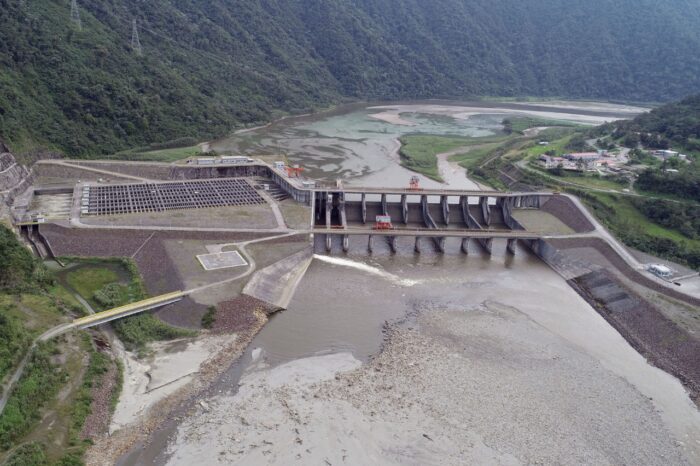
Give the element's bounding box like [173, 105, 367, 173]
[409, 175, 421, 190]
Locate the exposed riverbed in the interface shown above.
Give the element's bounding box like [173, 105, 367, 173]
[164, 249, 700, 465]
[211, 100, 645, 187]
[110, 100, 700, 465]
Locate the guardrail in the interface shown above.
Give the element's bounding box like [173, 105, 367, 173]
[72, 291, 186, 329]
[311, 227, 541, 239]
[315, 187, 554, 197]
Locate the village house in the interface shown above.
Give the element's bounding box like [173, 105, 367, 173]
[538, 154, 578, 170]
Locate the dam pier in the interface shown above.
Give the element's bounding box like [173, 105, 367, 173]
[312, 187, 545, 255]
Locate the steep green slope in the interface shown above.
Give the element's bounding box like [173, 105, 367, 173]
[2, 0, 700, 156]
[612, 94, 700, 152]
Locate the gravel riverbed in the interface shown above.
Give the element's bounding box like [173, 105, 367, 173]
[165, 301, 698, 465]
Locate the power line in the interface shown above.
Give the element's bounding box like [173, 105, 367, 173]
[60, 4, 274, 82]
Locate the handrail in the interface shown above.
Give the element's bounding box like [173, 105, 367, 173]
[317, 226, 522, 234]
[314, 187, 552, 196]
[72, 290, 185, 326]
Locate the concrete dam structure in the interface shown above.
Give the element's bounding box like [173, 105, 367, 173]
[24, 159, 585, 262]
[312, 188, 544, 255]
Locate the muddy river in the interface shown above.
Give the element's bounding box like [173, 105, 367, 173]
[210, 100, 644, 187]
[119, 101, 700, 465]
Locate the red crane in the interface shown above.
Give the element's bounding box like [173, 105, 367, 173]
[286, 165, 304, 178]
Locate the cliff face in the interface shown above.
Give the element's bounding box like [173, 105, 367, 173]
[0, 143, 32, 216]
[0, 152, 29, 192]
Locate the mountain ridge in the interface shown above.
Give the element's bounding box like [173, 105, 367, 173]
[2, 0, 700, 155]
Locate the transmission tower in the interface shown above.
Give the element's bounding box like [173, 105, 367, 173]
[131, 19, 142, 56]
[70, 0, 81, 30]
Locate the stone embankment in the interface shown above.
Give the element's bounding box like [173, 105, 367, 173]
[530, 200, 700, 409]
[545, 236, 700, 307]
[571, 270, 700, 406]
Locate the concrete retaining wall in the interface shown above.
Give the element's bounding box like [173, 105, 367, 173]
[242, 249, 313, 309]
[540, 195, 594, 233]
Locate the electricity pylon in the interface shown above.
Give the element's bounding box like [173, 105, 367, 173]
[131, 19, 142, 56]
[70, 0, 81, 30]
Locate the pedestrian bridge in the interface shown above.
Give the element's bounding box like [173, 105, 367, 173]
[72, 291, 186, 329]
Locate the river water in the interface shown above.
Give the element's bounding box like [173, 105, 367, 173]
[118, 100, 700, 465]
[210, 100, 642, 188]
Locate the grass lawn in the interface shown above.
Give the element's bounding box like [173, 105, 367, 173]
[450, 143, 502, 171]
[506, 116, 580, 133]
[48, 284, 86, 316]
[522, 135, 574, 160]
[561, 174, 626, 191]
[136, 145, 203, 162]
[65, 266, 121, 309]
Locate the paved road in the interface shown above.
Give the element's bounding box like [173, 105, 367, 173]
[37, 160, 151, 182]
[68, 215, 293, 233]
[0, 323, 75, 414]
[257, 189, 288, 230]
[515, 158, 700, 206]
[323, 186, 552, 198]
[560, 194, 643, 269]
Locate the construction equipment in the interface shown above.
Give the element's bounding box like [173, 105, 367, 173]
[286, 165, 304, 178]
[409, 175, 422, 190]
[373, 215, 393, 230]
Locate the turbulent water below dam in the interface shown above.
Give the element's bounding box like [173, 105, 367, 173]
[121, 101, 700, 465]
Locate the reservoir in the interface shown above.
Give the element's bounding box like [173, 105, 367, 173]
[210, 100, 643, 187]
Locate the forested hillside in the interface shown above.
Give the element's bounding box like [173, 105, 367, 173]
[591, 93, 700, 202]
[610, 94, 700, 153]
[2, 0, 700, 156]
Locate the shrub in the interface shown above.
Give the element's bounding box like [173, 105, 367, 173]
[2, 442, 48, 466]
[201, 306, 217, 329]
[92, 283, 126, 308]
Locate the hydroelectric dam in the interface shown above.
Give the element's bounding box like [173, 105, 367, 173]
[312, 187, 548, 255]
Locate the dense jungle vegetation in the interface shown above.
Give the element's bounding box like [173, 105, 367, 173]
[2, 0, 700, 156]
